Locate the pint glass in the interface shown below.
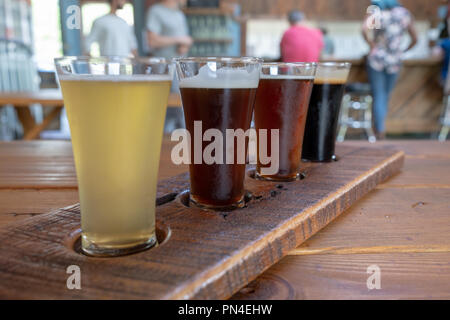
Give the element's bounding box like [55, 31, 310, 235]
[302, 62, 351, 162]
[55, 57, 172, 256]
[254, 63, 316, 181]
[174, 57, 261, 210]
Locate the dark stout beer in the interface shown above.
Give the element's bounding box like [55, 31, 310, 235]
[181, 87, 257, 209]
[302, 79, 347, 162]
[254, 76, 314, 181]
[302, 63, 351, 162]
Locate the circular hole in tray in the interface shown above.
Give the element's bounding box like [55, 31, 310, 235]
[69, 222, 170, 257]
[247, 169, 306, 181]
[177, 190, 253, 211]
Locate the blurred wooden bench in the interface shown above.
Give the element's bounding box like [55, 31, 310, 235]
[0, 90, 182, 140]
[0, 89, 64, 140]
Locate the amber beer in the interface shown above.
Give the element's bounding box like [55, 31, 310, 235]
[176, 57, 261, 210]
[302, 63, 351, 162]
[254, 63, 316, 181]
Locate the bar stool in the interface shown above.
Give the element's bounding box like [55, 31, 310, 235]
[439, 95, 450, 141]
[337, 82, 376, 143]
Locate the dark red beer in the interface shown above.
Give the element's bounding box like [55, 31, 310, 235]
[254, 73, 315, 181]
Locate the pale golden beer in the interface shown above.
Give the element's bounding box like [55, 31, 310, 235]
[56, 57, 172, 256]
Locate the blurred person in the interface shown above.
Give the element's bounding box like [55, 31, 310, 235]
[84, 0, 138, 57]
[438, 0, 450, 39]
[280, 10, 324, 63]
[433, 38, 450, 142]
[320, 27, 335, 58]
[432, 38, 450, 84]
[145, 0, 192, 133]
[362, 0, 418, 140]
[146, 0, 192, 60]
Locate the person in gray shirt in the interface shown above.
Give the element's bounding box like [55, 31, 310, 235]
[146, 0, 193, 60]
[146, 0, 192, 132]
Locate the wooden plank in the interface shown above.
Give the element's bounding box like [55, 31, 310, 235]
[15, 108, 37, 137]
[23, 107, 63, 140]
[232, 253, 450, 300]
[340, 140, 450, 158]
[290, 188, 450, 253]
[0, 190, 79, 226]
[0, 145, 403, 299]
[233, 0, 442, 21]
[381, 157, 450, 188]
[0, 152, 77, 188]
[0, 89, 64, 107]
[0, 139, 187, 189]
[338, 141, 450, 188]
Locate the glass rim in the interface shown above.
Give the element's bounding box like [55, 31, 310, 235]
[54, 56, 169, 65]
[173, 56, 263, 64]
[316, 61, 352, 69]
[261, 62, 317, 68]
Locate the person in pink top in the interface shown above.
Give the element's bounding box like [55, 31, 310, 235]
[280, 10, 324, 62]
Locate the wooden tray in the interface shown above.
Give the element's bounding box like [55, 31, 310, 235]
[0, 145, 404, 299]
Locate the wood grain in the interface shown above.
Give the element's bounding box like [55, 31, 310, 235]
[0, 190, 79, 225]
[233, 140, 450, 300]
[339, 141, 450, 188]
[290, 188, 450, 254]
[0, 138, 187, 189]
[23, 107, 63, 140]
[0, 145, 403, 299]
[232, 0, 441, 21]
[232, 253, 450, 300]
[144, 0, 442, 21]
[0, 89, 64, 107]
[339, 140, 450, 158]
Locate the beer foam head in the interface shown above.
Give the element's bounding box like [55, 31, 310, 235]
[260, 63, 316, 80]
[260, 74, 314, 80]
[57, 74, 173, 82]
[179, 65, 260, 89]
[314, 63, 351, 84]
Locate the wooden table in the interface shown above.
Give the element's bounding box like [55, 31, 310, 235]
[0, 140, 449, 299]
[0, 91, 182, 140]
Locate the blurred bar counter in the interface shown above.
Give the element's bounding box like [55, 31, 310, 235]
[328, 57, 443, 135]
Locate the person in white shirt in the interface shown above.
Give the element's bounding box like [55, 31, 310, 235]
[85, 0, 138, 57]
